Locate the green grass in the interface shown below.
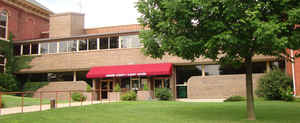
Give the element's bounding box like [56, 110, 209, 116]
[2, 95, 68, 108]
[1, 100, 300, 123]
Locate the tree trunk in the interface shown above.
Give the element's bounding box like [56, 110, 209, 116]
[245, 57, 256, 120]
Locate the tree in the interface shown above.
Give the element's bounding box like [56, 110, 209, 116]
[136, 0, 300, 120]
[0, 33, 33, 91]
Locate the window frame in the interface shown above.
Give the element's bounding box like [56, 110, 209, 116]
[0, 10, 8, 40]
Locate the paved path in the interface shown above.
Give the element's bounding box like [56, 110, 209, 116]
[0, 100, 115, 115]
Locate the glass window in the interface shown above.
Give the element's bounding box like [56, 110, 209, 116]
[110, 37, 119, 49]
[100, 38, 108, 49]
[68, 40, 77, 52]
[0, 11, 7, 39]
[88, 38, 97, 50]
[0, 56, 4, 64]
[59, 41, 68, 53]
[176, 65, 203, 84]
[40, 43, 48, 54]
[22, 44, 30, 55]
[121, 78, 130, 89]
[0, 65, 4, 73]
[13, 44, 21, 56]
[154, 80, 163, 88]
[120, 35, 141, 48]
[132, 79, 140, 89]
[205, 65, 220, 76]
[79, 39, 87, 51]
[49, 42, 57, 53]
[31, 43, 39, 54]
[164, 79, 170, 88]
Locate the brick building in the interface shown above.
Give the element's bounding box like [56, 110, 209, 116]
[1, 0, 299, 100]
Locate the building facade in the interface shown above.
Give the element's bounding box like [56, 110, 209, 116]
[1, 0, 299, 100]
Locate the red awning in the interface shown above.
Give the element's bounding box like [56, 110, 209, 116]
[86, 63, 173, 79]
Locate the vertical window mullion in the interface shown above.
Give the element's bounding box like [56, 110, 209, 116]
[38, 43, 41, 55]
[57, 42, 60, 53]
[20, 44, 23, 56]
[108, 37, 110, 49]
[97, 38, 100, 50]
[29, 43, 32, 55]
[76, 40, 79, 52]
[87, 39, 89, 51]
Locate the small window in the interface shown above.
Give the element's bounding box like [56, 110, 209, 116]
[110, 37, 119, 49]
[120, 35, 141, 48]
[13, 44, 21, 56]
[121, 78, 130, 89]
[0, 10, 7, 39]
[79, 39, 87, 51]
[22, 44, 30, 55]
[31, 43, 39, 54]
[40, 43, 48, 54]
[49, 42, 57, 53]
[88, 38, 97, 50]
[100, 38, 109, 49]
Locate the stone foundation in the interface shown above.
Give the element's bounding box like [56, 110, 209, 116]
[187, 74, 264, 99]
[33, 81, 90, 100]
[137, 91, 153, 101]
[108, 92, 120, 101]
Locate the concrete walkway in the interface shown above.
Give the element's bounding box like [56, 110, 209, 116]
[0, 100, 115, 116]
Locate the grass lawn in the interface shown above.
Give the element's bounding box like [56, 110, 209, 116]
[1, 100, 300, 123]
[2, 95, 68, 108]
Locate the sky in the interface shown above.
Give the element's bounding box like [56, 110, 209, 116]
[37, 0, 140, 28]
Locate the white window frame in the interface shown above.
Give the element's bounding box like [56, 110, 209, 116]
[0, 10, 8, 40]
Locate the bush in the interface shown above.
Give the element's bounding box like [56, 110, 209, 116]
[113, 84, 121, 92]
[23, 82, 49, 97]
[256, 68, 293, 100]
[121, 91, 136, 101]
[280, 87, 295, 102]
[72, 92, 87, 101]
[0, 73, 17, 92]
[143, 83, 149, 91]
[1, 100, 5, 108]
[155, 88, 172, 100]
[224, 96, 245, 102]
[86, 84, 92, 92]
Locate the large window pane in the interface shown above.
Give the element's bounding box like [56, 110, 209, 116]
[88, 38, 97, 50]
[120, 35, 141, 48]
[49, 42, 57, 53]
[22, 44, 30, 55]
[0, 27, 5, 39]
[40, 43, 48, 54]
[31, 43, 39, 54]
[100, 38, 108, 49]
[59, 41, 68, 53]
[14, 44, 21, 56]
[110, 37, 119, 49]
[176, 65, 203, 84]
[68, 40, 77, 52]
[121, 78, 130, 89]
[79, 39, 87, 51]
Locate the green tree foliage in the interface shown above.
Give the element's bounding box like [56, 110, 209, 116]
[0, 33, 34, 91]
[136, 0, 300, 120]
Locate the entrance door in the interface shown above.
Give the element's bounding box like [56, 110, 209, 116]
[100, 80, 113, 99]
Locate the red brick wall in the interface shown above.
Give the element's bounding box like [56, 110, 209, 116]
[286, 50, 300, 96]
[0, 1, 49, 41]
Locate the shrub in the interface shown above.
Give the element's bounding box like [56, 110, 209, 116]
[86, 84, 92, 92]
[224, 96, 245, 102]
[72, 92, 87, 101]
[1, 100, 5, 108]
[256, 68, 293, 100]
[143, 83, 149, 91]
[23, 82, 49, 97]
[121, 91, 136, 101]
[113, 84, 121, 92]
[155, 88, 172, 100]
[280, 87, 295, 102]
[0, 73, 17, 92]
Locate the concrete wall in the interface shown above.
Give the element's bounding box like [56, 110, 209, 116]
[19, 48, 275, 73]
[49, 13, 84, 38]
[187, 74, 264, 99]
[0, 1, 49, 41]
[33, 81, 90, 100]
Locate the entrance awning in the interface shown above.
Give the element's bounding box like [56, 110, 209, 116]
[86, 63, 173, 79]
